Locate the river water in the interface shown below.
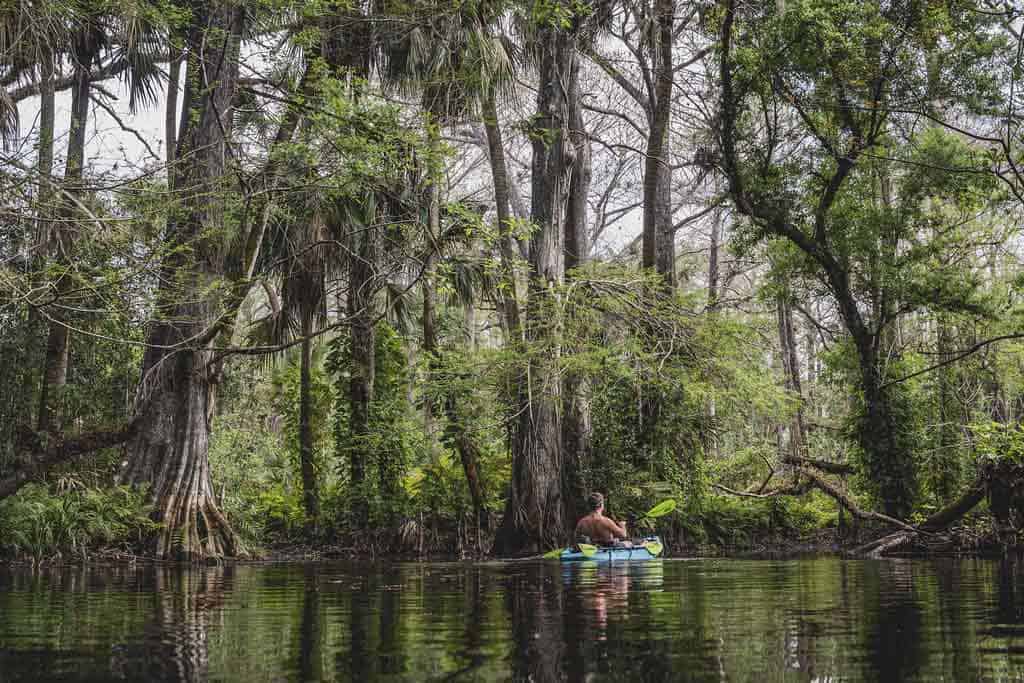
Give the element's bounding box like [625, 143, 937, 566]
[0, 557, 1022, 681]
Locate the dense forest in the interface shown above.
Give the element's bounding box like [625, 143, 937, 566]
[1, 0, 1024, 562]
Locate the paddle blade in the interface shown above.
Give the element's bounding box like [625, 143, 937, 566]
[643, 499, 677, 519]
[642, 540, 664, 557]
[542, 547, 566, 559]
[578, 543, 598, 557]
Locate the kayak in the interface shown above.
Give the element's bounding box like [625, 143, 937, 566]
[559, 537, 664, 562]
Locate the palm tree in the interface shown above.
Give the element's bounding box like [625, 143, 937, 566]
[35, 3, 169, 434]
[371, 0, 515, 534]
[250, 207, 336, 536]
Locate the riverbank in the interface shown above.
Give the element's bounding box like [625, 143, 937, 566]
[2, 506, 1017, 566]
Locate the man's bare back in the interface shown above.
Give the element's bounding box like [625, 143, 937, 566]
[575, 511, 628, 545]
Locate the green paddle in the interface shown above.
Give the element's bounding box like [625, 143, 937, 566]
[634, 499, 674, 557]
[639, 498, 676, 521]
[642, 539, 664, 556]
[543, 543, 598, 559]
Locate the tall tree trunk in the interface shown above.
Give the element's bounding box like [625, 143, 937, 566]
[636, 0, 675, 471]
[641, 0, 674, 283]
[654, 134, 675, 286]
[348, 221, 377, 528]
[119, 0, 245, 560]
[857, 348, 914, 519]
[494, 21, 575, 556]
[422, 120, 442, 462]
[562, 58, 591, 525]
[704, 205, 722, 458]
[299, 316, 320, 536]
[37, 34, 96, 434]
[443, 389, 488, 540]
[482, 93, 521, 342]
[21, 43, 57, 433]
[36, 45, 56, 208]
[934, 315, 959, 501]
[776, 294, 805, 459]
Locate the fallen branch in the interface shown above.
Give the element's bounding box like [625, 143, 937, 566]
[714, 467, 927, 538]
[0, 420, 140, 501]
[854, 475, 987, 556]
[792, 466, 926, 536]
[783, 455, 854, 476]
[715, 464, 991, 557]
[711, 480, 812, 498]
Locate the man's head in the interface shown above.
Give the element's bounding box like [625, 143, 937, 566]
[587, 492, 605, 512]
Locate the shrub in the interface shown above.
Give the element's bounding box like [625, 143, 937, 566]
[0, 484, 157, 562]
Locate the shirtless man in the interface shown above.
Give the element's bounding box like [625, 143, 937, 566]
[575, 492, 629, 545]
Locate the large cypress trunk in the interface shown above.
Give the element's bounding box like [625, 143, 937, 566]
[119, 0, 245, 560]
[121, 334, 237, 558]
[562, 57, 592, 525]
[494, 21, 575, 556]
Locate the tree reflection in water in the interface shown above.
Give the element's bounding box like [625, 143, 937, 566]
[507, 562, 568, 682]
[109, 566, 232, 682]
[3, 558, 1024, 680]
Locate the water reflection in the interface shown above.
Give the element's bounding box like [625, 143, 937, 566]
[1, 558, 1024, 681]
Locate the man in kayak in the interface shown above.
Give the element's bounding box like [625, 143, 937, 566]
[575, 492, 629, 546]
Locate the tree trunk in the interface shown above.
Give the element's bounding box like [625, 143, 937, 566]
[564, 55, 591, 271]
[37, 34, 95, 434]
[348, 222, 377, 528]
[422, 121, 442, 462]
[641, 0, 674, 282]
[777, 294, 805, 459]
[482, 93, 521, 342]
[443, 390, 488, 538]
[654, 134, 675, 286]
[704, 205, 722, 458]
[36, 43, 56, 206]
[562, 58, 592, 525]
[858, 358, 915, 519]
[934, 314, 959, 501]
[707, 206, 721, 307]
[494, 21, 575, 556]
[119, 0, 246, 560]
[299, 317, 320, 536]
[120, 338, 238, 559]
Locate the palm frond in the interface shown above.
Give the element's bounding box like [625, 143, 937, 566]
[385, 280, 416, 333]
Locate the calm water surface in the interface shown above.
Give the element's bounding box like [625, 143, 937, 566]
[0, 557, 1022, 681]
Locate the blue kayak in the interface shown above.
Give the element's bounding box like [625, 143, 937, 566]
[559, 537, 664, 562]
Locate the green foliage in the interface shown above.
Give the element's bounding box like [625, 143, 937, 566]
[971, 421, 1024, 466]
[329, 322, 425, 525]
[0, 484, 157, 562]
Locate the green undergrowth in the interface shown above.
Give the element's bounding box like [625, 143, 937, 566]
[680, 491, 840, 551]
[0, 484, 157, 563]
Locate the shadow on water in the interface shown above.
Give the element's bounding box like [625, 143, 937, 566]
[2, 557, 1024, 681]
